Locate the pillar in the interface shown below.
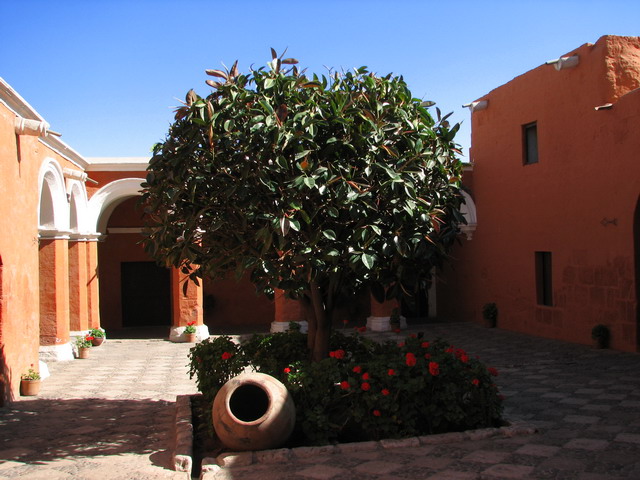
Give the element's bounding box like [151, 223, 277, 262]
[271, 289, 308, 333]
[169, 267, 208, 342]
[367, 294, 405, 332]
[85, 238, 101, 329]
[39, 237, 74, 360]
[68, 237, 89, 334]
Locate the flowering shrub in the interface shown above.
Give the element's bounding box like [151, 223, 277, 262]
[188, 330, 503, 446]
[75, 335, 93, 349]
[21, 364, 41, 381]
[184, 321, 197, 334]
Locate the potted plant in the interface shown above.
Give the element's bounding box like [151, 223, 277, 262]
[591, 324, 610, 349]
[482, 302, 498, 328]
[75, 335, 93, 358]
[89, 328, 106, 346]
[20, 364, 41, 396]
[184, 321, 197, 343]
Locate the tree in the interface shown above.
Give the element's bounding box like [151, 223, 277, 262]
[141, 51, 465, 361]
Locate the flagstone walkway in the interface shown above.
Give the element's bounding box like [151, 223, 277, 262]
[1, 323, 640, 479]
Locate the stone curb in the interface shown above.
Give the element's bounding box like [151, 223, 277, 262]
[198, 418, 537, 479]
[173, 394, 194, 473]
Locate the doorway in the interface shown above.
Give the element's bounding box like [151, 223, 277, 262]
[121, 262, 171, 327]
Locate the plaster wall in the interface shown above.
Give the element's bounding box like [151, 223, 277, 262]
[438, 36, 640, 351]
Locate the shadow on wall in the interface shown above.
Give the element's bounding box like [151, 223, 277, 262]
[0, 397, 175, 469]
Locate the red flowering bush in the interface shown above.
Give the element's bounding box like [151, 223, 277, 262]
[188, 329, 503, 446]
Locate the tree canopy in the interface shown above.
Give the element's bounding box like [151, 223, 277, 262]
[141, 51, 465, 360]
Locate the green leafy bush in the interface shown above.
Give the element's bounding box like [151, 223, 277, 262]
[188, 330, 503, 445]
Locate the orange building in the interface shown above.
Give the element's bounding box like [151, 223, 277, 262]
[438, 35, 640, 352]
[1, 35, 638, 406]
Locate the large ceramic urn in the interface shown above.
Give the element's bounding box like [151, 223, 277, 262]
[212, 372, 295, 451]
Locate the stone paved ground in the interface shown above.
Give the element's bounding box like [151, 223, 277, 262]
[1, 323, 640, 480]
[0, 338, 196, 479]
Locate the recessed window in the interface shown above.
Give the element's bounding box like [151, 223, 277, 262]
[535, 251, 553, 306]
[523, 122, 538, 165]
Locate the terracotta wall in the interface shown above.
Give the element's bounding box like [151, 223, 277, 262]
[438, 36, 640, 351]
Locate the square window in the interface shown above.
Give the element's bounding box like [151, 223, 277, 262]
[523, 122, 538, 165]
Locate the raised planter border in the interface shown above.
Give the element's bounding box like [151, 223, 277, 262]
[173, 394, 538, 478]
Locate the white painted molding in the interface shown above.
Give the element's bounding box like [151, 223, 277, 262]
[366, 316, 407, 332]
[459, 191, 477, 240]
[87, 177, 145, 233]
[37, 158, 69, 232]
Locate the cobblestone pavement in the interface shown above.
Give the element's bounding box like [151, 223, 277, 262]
[0, 338, 196, 479]
[1, 324, 640, 480]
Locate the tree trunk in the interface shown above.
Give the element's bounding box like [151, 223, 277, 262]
[306, 281, 332, 362]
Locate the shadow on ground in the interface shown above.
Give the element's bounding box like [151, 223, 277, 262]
[0, 397, 174, 468]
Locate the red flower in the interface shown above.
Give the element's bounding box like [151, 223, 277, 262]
[428, 361, 440, 376]
[372, 409, 381, 417]
[409, 333, 417, 339]
[488, 367, 499, 377]
[361, 382, 371, 391]
[187, 321, 196, 326]
[329, 349, 345, 359]
[283, 367, 291, 374]
[460, 354, 469, 364]
[196, 356, 202, 363]
[381, 388, 390, 396]
[405, 352, 417, 367]
[221, 352, 233, 360]
[355, 326, 367, 333]
[398, 342, 405, 347]
[362, 372, 370, 380]
[472, 379, 480, 386]
[445, 346, 454, 354]
[352, 365, 362, 374]
[424, 353, 431, 359]
[86, 336, 94, 341]
[343, 319, 349, 325]
[421, 341, 430, 348]
[340, 381, 350, 390]
[393, 328, 401, 334]
[387, 369, 396, 376]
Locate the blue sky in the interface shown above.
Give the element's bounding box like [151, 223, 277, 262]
[1, 1, 638, 159]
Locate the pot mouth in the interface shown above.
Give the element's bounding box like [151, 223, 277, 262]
[227, 381, 272, 425]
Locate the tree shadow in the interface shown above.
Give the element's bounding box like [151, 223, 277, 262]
[0, 397, 176, 470]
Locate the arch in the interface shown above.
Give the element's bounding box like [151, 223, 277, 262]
[459, 191, 478, 240]
[37, 159, 68, 233]
[87, 178, 145, 234]
[67, 180, 89, 234]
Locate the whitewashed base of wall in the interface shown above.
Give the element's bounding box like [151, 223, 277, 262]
[366, 315, 407, 332]
[39, 343, 75, 362]
[169, 324, 211, 343]
[270, 320, 308, 334]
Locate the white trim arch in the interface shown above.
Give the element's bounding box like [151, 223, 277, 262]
[67, 180, 89, 235]
[459, 191, 478, 240]
[37, 158, 69, 235]
[87, 177, 145, 234]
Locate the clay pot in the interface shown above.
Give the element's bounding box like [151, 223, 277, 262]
[91, 337, 104, 347]
[212, 372, 295, 451]
[78, 347, 90, 359]
[20, 379, 41, 396]
[185, 333, 197, 343]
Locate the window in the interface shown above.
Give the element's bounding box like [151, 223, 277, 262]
[535, 251, 553, 306]
[523, 122, 538, 165]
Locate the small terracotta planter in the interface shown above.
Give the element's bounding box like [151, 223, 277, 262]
[91, 337, 104, 347]
[20, 379, 41, 396]
[185, 333, 197, 343]
[78, 347, 90, 359]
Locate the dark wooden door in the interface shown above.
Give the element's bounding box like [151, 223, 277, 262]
[121, 262, 171, 326]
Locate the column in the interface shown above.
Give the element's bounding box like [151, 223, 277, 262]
[271, 289, 308, 333]
[169, 267, 208, 342]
